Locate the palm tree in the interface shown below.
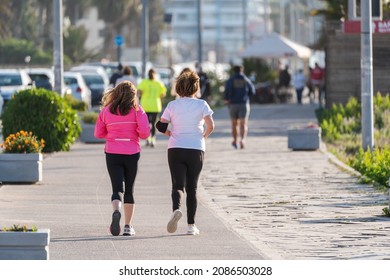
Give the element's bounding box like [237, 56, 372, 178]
[310, 0, 348, 20]
[64, 0, 93, 24]
[0, 1, 12, 39]
[92, 0, 142, 59]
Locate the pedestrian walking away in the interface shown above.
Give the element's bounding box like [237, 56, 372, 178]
[94, 81, 150, 236]
[109, 63, 123, 87]
[224, 65, 255, 149]
[293, 69, 306, 104]
[137, 68, 167, 147]
[309, 62, 325, 106]
[156, 70, 215, 235]
[115, 66, 137, 87]
[195, 62, 211, 102]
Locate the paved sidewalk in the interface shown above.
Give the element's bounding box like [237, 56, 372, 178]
[1, 103, 389, 260]
[200, 103, 390, 260]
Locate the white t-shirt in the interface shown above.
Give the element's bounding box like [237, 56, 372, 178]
[115, 75, 137, 87]
[161, 97, 213, 151]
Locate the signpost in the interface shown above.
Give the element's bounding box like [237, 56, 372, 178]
[114, 35, 124, 63]
[344, 19, 390, 33]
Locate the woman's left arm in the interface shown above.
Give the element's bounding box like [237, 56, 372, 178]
[94, 111, 107, 138]
[135, 107, 151, 139]
[203, 115, 215, 138]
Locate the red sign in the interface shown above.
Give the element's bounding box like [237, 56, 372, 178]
[344, 20, 390, 33]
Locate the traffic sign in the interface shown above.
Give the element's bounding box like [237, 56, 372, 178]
[114, 35, 124, 46]
[344, 19, 390, 33]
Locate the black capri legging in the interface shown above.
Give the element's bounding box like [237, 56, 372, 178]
[168, 148, 204, 224]
[105, 152, 140, 204]
[147, 112, 159, 137]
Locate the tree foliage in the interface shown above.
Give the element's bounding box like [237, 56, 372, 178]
[0, 0, 164, 64]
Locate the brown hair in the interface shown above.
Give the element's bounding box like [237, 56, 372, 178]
[148, 68, 156, 80]
[101, 81, 137, 115]
[175, 70, 199, 97]
[123, 66, 132, 75]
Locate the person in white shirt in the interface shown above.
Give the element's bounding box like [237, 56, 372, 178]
[115, 66, 137, 87]
[156, 70, 214, 235]
[293, 69, 306, 104]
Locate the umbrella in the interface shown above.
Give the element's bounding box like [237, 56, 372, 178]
[241, 33, 312, 59]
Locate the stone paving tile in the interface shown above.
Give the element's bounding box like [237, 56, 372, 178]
[199, 105, 390, 260]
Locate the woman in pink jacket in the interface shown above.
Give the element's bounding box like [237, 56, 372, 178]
[95, 81, 150, 236]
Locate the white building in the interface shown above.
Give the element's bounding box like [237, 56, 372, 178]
[162, 0, 269, 64]
[162, 0, 324, 64]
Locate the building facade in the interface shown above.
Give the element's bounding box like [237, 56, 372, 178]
[162, 0, 324, 64]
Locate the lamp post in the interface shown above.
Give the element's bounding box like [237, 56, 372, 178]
[361, 0, 374, 151]
[53, 0, 64, 96]
[141, 0, 149, 79]
[197, 0, 202, 63]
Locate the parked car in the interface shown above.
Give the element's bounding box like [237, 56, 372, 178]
[0, 69, 33, 105]
[82, 61, 154, 86]
[0, 94, 3, 115]
[155, 67, 172, 89]
[63, 71, 92, 109]
[26, 68, 54, 91]
[69, 66, 109, 107]
[79, 72, 107, 106]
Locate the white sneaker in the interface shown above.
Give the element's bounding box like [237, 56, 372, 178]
[187, 224, 200, 235]
[167, 209, 182, 233]
[123, 225, 135, 236]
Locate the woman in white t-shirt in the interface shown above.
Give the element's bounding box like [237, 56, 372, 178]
[115, 66, 137, 87]
[156, 70, 214, 235]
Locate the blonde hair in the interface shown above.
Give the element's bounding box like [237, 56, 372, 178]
[101, 81, 137, 115]
[175, 70, 199, 97]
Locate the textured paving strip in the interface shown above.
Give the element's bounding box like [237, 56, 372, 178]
[199, 104, 390, 260]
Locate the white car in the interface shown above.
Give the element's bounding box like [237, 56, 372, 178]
[0, 94, 3, 115]
[0, 69, 33, 103]
[26, 68, 54, 91]
[155, 67, 173, 89]
[63, 71, 92, 109]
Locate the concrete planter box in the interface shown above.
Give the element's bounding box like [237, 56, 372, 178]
[80, 123, 105, 143]
[288, 127, 321, 150]
[0, 229, 50, 260]
[0, 153, 42, 183]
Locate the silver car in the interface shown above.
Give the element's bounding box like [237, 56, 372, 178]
[63, 71, 92, 109]
[0, 69, 33, 103]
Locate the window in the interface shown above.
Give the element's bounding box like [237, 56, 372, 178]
[0, 74, 22, 86]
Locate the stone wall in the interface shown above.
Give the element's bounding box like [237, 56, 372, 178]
[325, 31, 390, 108]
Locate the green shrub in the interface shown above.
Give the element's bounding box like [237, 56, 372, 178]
[82, 111, 99, 124]
[318, 93, 390, 189]
[63, 94, 88, 112]
[1, 88, 81, 153]
[349, 146, 390, 187]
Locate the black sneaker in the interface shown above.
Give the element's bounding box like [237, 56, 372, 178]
[110, 210, 121, 236]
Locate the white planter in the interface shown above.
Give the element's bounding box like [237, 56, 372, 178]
[0, 229, 50, 260]
[80, 123, 105, 143]
[0, 153, 42, 183]
[288, 127, 321, 150]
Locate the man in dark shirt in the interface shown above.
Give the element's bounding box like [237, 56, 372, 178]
[224, 65, 255, 149]
[195, 62, 211, 101]
[109, 63, 123, 87]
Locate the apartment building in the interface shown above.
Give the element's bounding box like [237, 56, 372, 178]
[162, 0, 324, 64]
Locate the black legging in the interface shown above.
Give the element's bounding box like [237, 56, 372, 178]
[168, 148, 204, 224]
[105, 152, 140, 204]
[147, 112, 159, 137]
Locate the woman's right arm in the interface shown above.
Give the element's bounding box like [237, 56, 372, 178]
[94, 111, 107, 138]
[135, 107, 151, 139]
[156, 117, 171, 136]
[203, 115, 214, 138]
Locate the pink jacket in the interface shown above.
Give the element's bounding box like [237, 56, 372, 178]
[94, 105, 150, 155]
